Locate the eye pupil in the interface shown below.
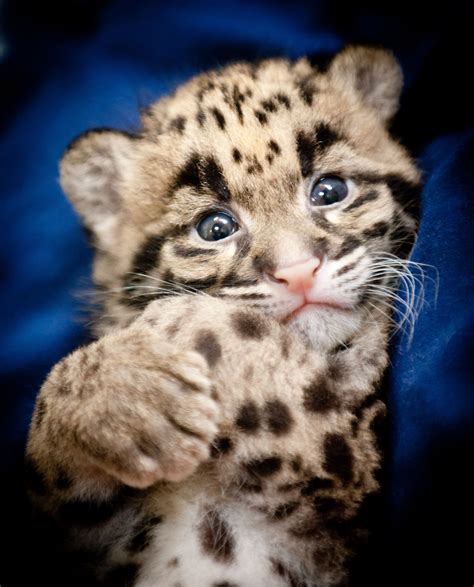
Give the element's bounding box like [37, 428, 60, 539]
[196, 212, 238, 241]
[310, 176, 348, 206]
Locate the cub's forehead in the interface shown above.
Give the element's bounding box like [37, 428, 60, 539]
[124, 55, 415, 222]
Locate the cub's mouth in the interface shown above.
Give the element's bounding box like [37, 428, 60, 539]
[282, 300, 352, 324]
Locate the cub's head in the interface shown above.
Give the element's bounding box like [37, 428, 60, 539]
[61, 46, 420, 347]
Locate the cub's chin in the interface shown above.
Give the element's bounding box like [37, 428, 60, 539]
[287, 304, 362, 350]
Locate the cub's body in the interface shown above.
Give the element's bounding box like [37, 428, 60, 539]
[27, 47, 419, 586]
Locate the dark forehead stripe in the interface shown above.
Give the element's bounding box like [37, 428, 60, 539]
[296, 123, 345, 178]
[174, 154, 202, 192]
[296, 131, 315, 178]
[173, 153, 231, 201]
[202, 156, 231, 201]
[315, 122, 344, 150]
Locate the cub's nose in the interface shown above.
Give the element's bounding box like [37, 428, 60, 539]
[269, 257, 321, 294]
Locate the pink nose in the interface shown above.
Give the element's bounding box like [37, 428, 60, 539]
[271, 257, 321, 293]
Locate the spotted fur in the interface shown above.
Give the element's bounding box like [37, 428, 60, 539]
[27, 46, 420, 586]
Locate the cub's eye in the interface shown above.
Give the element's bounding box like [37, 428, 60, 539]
[310, 176, 348, 206]
[196, 212, 239, 241]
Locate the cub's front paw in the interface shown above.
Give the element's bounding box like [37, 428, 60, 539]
[66, 327, 220, 488]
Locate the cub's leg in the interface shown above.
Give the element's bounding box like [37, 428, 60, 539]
[26, 317, 219, 581]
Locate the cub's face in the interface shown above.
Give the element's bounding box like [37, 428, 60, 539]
[61, 47, 420, 348]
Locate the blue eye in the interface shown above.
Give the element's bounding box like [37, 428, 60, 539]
[310, 176, 348, 206]
[196, 212, 239, 241]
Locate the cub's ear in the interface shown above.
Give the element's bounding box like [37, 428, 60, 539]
[60, 128, 138, 246]
[329, 46, 403, 124]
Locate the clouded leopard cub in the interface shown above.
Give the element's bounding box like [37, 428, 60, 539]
[26, 46, 420, 586]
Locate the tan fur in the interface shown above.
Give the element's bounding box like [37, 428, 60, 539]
[27, 46, 420, 586]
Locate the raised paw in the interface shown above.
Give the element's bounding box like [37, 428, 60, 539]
[50, 325, 221, 489]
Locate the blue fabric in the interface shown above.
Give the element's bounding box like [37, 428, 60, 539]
[1, 1, 472, 584]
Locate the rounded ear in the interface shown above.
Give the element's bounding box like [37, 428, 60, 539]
[328, 46, 403, 124]
[60, 128, 138, 246]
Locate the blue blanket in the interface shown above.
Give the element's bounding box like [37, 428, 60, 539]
[1, 1, 473, 584]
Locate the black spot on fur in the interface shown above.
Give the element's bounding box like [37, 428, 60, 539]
[174, 154, 202, 192]
[363, 221, 390, 239]
[213, 582, 239, 587]
[202, 157, 231, 201]
[268, 139, 281, 154]
[301, 475, 334, 496]
[196, 109, 206, 126]
[264, 400, 293, 435]
[24, 456, 47, 495]
[245, 456, 282, 478]
[303, 378, 341, 413]
[211, 436, 233, 457]
[103, 563, 140, 586]
[231, 84, 245, 124]
[298, 77, 317, 105]
[261, 99, 277, 113]
[194, 329, 222, 367]
[272, 501, 300, 520]
[235, 400, 260, 433]
[199, 509, 235, 563]
[232, 148, 242, 163]
[167, 557, 179, 567]
[290, 456, 302, 473]
[254, 110, 268, 125]
[334, 236, 362, 260]
[169, 116, 186, 133]
[275, 93, 291, 109]
[246, 157, 263, 174]
[231, 311, 269, 339]
[266, 153, 274, 164]
[323, 433, 354, 486]
[211, 107, 226, 130]
[344, 189, 379, 212]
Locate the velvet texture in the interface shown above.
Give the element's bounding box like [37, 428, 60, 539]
[1, 1, 472, 584]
